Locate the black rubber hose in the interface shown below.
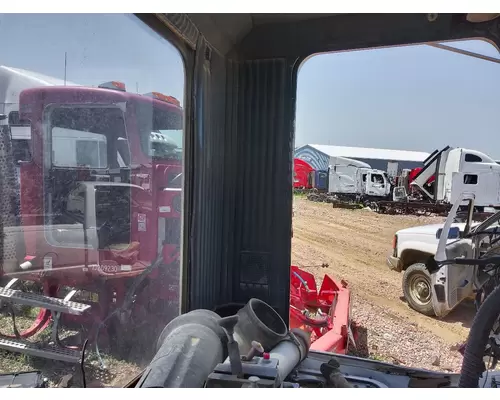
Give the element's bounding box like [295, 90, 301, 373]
[459, 284, 500, 387]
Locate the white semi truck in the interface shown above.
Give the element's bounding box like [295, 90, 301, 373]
[412, 146, 500, 210]
[328, 156, 391, 200]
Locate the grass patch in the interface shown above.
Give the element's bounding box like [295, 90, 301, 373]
[0, 313, 143, 387]
[368, 353, 390, 362]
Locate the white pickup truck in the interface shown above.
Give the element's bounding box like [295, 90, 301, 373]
[387, 221, 476, 316]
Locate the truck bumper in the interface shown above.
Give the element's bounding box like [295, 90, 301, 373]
[386, 255, 400, 271]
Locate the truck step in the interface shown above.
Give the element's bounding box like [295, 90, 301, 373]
[0, 337, 82, 363]
[0, 287, 91, 315]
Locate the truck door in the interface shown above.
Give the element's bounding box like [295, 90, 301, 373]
[387, 161, 399, 180]
[360, 172, 367, 195]
[383, 172, 391, 196]
[365, 171, 386, 197]
[433, 193, 476, 317]
[449, 171, 500, 207]
[41, 105, 130, 267]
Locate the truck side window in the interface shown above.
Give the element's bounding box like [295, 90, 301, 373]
[371, 174, 383, 184]
[465, 153, 482, 162]
[464, 174, 478, 184]
[66, 185, 86, 220]
[75, 139, 107, 168]
[8, 111, 21, 125]
[49, 106, 126, 169]
[12, 139, 31, 163]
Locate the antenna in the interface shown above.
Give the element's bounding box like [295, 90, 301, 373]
[64, 52, 67, 86]
[136, 82, 139, 93]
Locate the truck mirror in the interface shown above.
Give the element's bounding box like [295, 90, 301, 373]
[436, 226, 461, 240]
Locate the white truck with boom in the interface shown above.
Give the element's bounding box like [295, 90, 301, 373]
[412, 146, 500, 211]
[376, 145, 500, 215]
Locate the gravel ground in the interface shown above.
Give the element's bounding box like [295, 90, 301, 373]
[349, 294, 463, 372]
[292, 195, 475, 372]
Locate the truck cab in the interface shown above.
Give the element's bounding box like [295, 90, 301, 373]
[412, 146, 500, 209]
[10, 82, 183, 279]
[328, 156, 391, 199]
[364, 169, 391, 198]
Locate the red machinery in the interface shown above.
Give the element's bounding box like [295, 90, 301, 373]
[289, 265, 354, 354]
[293, 158, 314, 189]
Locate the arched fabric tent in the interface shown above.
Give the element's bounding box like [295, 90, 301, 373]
[294, 144, 429, 172]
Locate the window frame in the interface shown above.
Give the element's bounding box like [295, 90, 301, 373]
[463, 174, 478, 185]
[465, 153, 483, 163]
[42, 103, 128, 250]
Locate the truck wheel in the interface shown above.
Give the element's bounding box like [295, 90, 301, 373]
[402, 263, 435, 316]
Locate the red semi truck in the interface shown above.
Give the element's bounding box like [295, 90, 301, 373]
[293, 158, 314, 189]
[0, 68, 184, 362]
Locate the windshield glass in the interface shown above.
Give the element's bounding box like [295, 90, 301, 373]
[294, 38, 500, 380]
[136, 102, 183, 161]
[150, 129, 183, 159]
[49, 106, 126, 169]
[0, 13, 184, 388]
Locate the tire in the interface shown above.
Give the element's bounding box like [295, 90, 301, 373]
[459, 284, 500, 387]
[402, 263, 435, 316]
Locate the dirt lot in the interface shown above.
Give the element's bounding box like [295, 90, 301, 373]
[292, 195, 475, 372]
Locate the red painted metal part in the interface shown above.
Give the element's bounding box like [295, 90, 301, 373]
[293, 158, 314, 189]
[289, 265, 354, 354]
[1, 309, 51, 339]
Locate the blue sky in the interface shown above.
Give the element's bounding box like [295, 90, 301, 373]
[296, 39, 500, 157]
[1, 14, 500, 157]
[0, 14, 185, 101]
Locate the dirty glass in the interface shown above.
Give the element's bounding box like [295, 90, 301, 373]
[0, 13, 184, 387]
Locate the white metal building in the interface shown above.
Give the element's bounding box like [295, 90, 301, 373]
[294, 144, 430, 173]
